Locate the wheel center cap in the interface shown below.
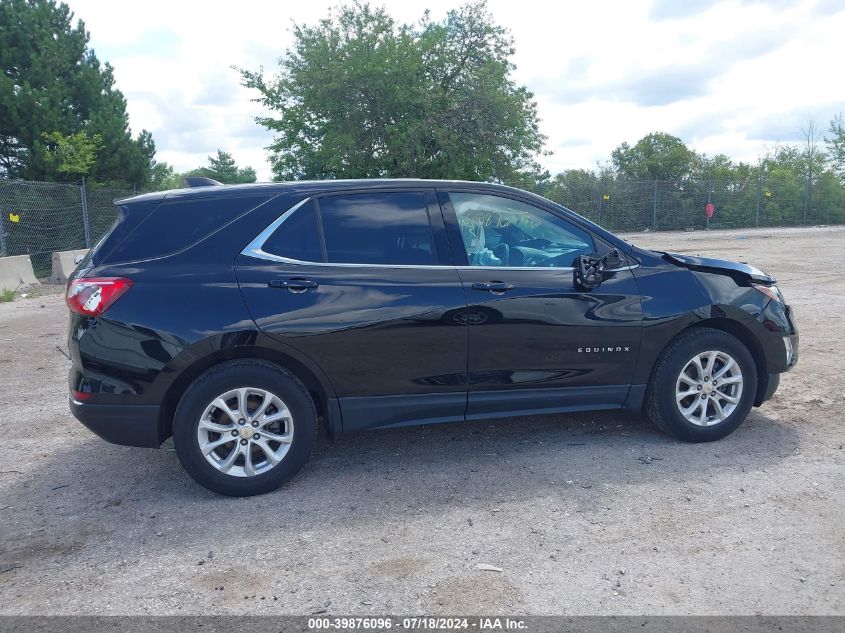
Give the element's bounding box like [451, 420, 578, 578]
[702, 383, 714, 395]
[240, 426, 254, 440]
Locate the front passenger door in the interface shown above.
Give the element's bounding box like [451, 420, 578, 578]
[439, 190, 643, 419]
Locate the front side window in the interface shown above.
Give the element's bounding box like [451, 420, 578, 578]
[449, 192, 594, 268]
[318, 192, 436, 265]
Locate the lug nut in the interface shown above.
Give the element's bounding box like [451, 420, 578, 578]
[238, 418, 245, 425]
[251, 421, 259, 428]
[701, 394, 706, 399]
[253, 434, 260, 440]
[231, 430, 238, 437]
[240, 439, 248, 446]
[697, 385, 702, 391]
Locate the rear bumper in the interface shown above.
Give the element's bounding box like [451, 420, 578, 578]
[70, 398, 164, 448]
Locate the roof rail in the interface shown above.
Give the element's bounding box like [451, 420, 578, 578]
[185, 177, 223, 188]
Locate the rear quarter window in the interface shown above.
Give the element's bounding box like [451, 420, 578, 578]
[100, 194, 271, 264]
[260, 201, 323, 262]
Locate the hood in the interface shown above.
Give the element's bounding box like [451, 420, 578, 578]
[661, 252, 776, 285]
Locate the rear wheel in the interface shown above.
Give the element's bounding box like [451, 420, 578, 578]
[645, 328, 758, 442]
[173, 360, 316, 496]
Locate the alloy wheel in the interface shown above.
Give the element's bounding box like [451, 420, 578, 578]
[196, 387, 294, 477]
[675, 350, 744, 427]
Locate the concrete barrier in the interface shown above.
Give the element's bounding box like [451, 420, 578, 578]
[51, 249, 89, 283]
[0, 254, 40, 290]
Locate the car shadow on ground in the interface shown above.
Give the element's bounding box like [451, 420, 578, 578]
[3, 408, 801, 539]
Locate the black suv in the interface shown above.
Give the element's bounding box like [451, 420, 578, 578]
[67, 180, 798, 496]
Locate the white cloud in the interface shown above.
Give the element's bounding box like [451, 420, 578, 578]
[66, 0, 845, 180]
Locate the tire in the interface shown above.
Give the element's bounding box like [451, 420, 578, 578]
[645, 327, 758, 442]
[172, 359, 317, 496]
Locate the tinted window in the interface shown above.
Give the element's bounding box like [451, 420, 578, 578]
[449, 192, 594, 267]
[261, 201, 322, 262]
[103, 194, 270, 263]
[85, 203, 153, 267]
[318, 192, 435, 265]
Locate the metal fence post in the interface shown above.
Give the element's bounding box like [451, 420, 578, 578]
[652, 179, 658, 230]
[0, 210, 6, 256]
[755, 175, 761, 228]
[803, 173, 810, 225]
[81, 177, 91, 248]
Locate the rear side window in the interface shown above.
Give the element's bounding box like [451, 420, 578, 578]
[102, 194, 270, 263]
[83, 202, 157, 267]
[318, 192, 435, 265]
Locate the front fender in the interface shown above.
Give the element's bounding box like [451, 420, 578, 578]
[630, 265, 770, 385]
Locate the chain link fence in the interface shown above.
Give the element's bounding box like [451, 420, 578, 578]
[0, 176, 842, 279]
[518, 176, 845, 232]
[0, 179, 131, 278]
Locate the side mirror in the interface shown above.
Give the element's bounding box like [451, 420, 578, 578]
[574, 254, 605, 291]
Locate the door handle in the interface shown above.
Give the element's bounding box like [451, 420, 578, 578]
[472, 281, 513, 294]
[269, 278, 319, 293]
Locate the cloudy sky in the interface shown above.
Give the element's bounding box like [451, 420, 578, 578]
[67, 0, 845, 180]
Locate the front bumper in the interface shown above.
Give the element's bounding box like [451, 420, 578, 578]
[70, 398, 164, 448]
[755, 373, 780, 407]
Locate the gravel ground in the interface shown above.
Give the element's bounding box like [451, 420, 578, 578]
[0, 225, 843, 615]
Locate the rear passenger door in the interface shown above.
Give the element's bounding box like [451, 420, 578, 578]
[235, 189, 469, 431]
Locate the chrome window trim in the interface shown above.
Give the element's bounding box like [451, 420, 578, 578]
[240, 196, 640, 274]
[241, 196, 314, 263]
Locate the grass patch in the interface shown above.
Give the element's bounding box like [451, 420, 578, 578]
[0, 289, 15, 302]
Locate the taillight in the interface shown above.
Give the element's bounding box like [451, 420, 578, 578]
[66, 277, 133, 317]
[752, 284, 783, 304]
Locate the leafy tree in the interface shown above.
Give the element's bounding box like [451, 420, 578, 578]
[39, 130, 103, 180]
[148, 161, 183, 191]
[0, 0, 155, 186]
[825, 113, 845, 184]
[543, 169, 601, 211]
[611, 133, 695, 181]
[186, 150, 257, 184]
[239, 1, 545, 182]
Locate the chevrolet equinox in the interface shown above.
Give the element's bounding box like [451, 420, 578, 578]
[67, 180, 798, 496]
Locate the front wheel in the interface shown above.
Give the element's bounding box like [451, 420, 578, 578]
[172, 359, 317, 496]
[645, 328, 758, 442]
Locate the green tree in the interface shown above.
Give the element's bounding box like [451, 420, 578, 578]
[39, 130, 103, 179]
[239, 1, 545, 181]
[148, 161, 183, 191]
[825, 113, 845, 184]
[0, 0, 155, 186]
[186, 150, 257, 184]
[611, 133, 696, 181]
[543, 169, 600, 212]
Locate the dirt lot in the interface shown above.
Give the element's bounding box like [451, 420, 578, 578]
[0, 226, 843, 615]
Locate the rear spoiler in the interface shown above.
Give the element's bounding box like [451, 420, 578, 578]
[185, 177, 223, 188]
